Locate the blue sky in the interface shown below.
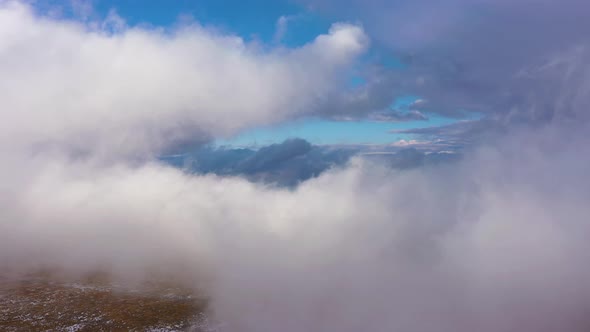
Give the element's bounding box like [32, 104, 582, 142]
[214, 115, 456, 147]
[42, 0, 330, 45]
[216, 96, 469, 147]
[37, 0, 471, 147]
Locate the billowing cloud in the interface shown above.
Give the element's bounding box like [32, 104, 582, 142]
[2, 125, 590, 332]
[0, 1, 368, 158]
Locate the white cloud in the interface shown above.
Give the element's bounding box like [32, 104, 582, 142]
[0, 1, 368, 158]
[392, 139, 419, 146]
[2, 125, 590, 331]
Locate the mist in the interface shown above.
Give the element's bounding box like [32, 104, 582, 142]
[2, 123, 590, 331]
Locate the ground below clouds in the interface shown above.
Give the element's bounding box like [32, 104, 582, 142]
[0, 273, 217, 332]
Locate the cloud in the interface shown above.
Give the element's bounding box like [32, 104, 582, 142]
[362, 147, 462, 169]
[164, 139, 355, 187]
[300, 0, 590, 126]
[2, 124, 590, 331]
[273, 15, 295, 43]
[0, 1, 368, 159]
[313, 68, 401, 120]
[69, 0, 94, 21]
[391, 119, 502, 150]
[238, 138, 312, 172]
[392, 139, 419, 147]
[369, 109, 428, 122]
[162, 138, 463, 187]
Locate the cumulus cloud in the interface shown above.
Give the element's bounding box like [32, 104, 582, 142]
[0, 1, 368, 158]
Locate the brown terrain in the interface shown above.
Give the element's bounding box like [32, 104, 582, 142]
[0, 272, 214, 331]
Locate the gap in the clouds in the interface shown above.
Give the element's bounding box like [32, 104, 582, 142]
[213, 118, 415, 147]
[160, 101, 473, 187]
[215, 100, 475, 148]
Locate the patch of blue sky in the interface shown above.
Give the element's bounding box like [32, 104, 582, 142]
[215, 94, 483, 147]
[36, 0, 330, 47]
[274, 12, 332, 46]
[97, 0, 296, 32]
[215, 113, 462, 147]
[348, 76, 367, 88]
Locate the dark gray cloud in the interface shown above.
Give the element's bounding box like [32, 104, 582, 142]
[161, 139, 356, 186]
[237, 138, 313, 173]
[313, 68, 400, 120]
[302, 0, 590, 126]
[161, 138, 462, 186]
[313, 69, 433, 122]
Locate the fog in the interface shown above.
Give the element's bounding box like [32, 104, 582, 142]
[2, 124, 590, 331]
